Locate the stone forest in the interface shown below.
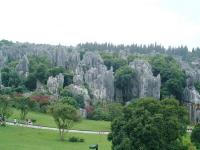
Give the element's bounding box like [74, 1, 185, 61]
[1, 40, 200, 149]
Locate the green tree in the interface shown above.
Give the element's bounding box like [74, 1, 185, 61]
[109, 97, 188, 150]
[191, 124, 200, 149]
[0, 95, 13, 125]
[8, 70, 22, 87]
[25, 73, 37, 90]
[48, 103, 80, 141]
[1, 71, 9, 86]
[195, 81, 200, 94]
[107, 103, 123, 121]
[60, 96, 79, 109]
[29, 56, 50, 73]
[150, 55, 186, 100]
[115, 65, 135, 103]
[60, 87, 85, 108]
[101, 52, 127, 72]
[63, 72, 73, 87]
[34, 64, 48, 84]
[15, 97, 31, 120]
[48, 67, 65, 77]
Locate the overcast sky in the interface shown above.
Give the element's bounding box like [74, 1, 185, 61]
[0, 0, 199, 49]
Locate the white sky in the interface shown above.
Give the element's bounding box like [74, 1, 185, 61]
[0, 0, 199, 49]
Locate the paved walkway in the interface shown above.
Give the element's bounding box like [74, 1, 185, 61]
[6, 122, 110, 135]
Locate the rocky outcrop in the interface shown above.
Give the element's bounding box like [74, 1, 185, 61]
[56, 73, 64, 88]
[81, 51, 103, 69]
[129, 60, 161, 99]
[47, 76, 59, 96]
[183, 87, 200, 104]
[36, 80, 46, 93]
[72, 51, 115, 102]
[16, 55, 29, 77]
[0, 51, 7, 69]
[183, 86, 200, 123]
[179, 58, 200, 123]
[66, 51, 80, 71]
[47, 73, 64, 96]
[0, 72, 2, 88]
[53, 46, 81, 71]
[55, 46, 66, 67]
[68, 84, 90, 101]
[84, 65, 114, 101]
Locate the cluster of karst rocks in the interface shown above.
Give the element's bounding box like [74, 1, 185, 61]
[0, 44, 161, 103]
[0, 42, 200, 122]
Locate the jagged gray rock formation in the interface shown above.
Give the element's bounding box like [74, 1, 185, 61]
[0, 51, 7, 69]
[73, 64, 84, 85]
[47, 73, 64, 96]
[55, 46, 66, 67]
[81, 51, 103, 69]
[84, 65, 114, 101]
[56, 73, 64, 88]
[16, 55, 29, 77]
[68, 84, 90, 101]
[36, 80, 46, 93]
[129, 60, 161, 99]
[0, 72, 2, 89]
[47, 76, 59, 96]
[51, 46, 81, 71]
[66, 51, 80, 71]
[183, 85, 200, 123]
[72, 51, 114, 102]
[178, 57, 200, 123]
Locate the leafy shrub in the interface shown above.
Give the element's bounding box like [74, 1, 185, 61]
[79, 138, 85, 142]
[191, 124, 200, 149]
[68, 137, 85, 142]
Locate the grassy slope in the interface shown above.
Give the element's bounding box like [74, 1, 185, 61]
[10, 109, 111, 131]
[0, 126, 111, 150]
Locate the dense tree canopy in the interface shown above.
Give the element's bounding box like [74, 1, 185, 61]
[191, 124, 200, 149]
[115, 65, 135, 103]
[109, 97, 188, 150]
[150, 55, 186, 100]
[101, 52, 127, 72]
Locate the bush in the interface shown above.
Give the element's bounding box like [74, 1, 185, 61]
[87, 102, 123, 121]
[68, 136, 85, 142]
[79, 138, 85, 142]
[0, 87, 13, 95]
[191, 124, 200, 149]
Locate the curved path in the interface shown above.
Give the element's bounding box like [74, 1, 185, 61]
[6, 122, 110, 135]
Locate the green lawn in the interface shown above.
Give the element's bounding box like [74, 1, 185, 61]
[0, 126, 111, 150]
[10, 109, 111, 131]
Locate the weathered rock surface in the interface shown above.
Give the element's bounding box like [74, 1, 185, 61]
[66, 51, 80, 71]
[68, 84, 90, 101]
[36, 80, 46, 93]
[47, 73, 64, 96]
[56, 73, 64, 88]
[16, 55, 29, 76]
[81, 51, 103, 69]
[0, 51, 7, 69]
[129, 60, 161, 99]
[0, 72, 2, 88]
[55, 46, 66, 67]
[179, 58, 200, 123]
[72, 52, 115, 102]
[47, 76, 59, 96]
